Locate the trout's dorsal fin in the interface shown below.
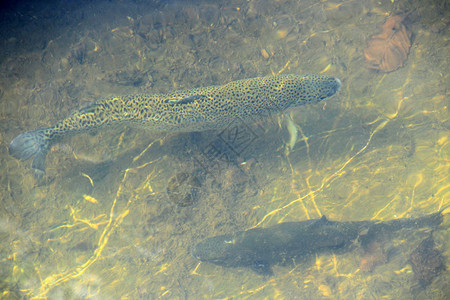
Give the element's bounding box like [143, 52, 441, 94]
[317, 215, 329, 225]
[309, 215, 329, 229]
[79, 103, 100, 114]
[166, 94, 207, 104]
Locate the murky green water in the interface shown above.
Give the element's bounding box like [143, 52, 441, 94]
[0, 0, 448, 299]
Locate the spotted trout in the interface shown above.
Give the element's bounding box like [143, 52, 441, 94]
[192, 208, 447, 275]
[9, 74, 340, 175]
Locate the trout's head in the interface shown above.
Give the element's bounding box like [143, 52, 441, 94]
[292, 74, 341, 104]
[285, 75, 341, 107]
[192, 233, 250, 267]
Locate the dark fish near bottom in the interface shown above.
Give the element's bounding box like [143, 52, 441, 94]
[192, 208, 447, 275]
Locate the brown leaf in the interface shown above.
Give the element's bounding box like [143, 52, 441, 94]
[363, 15, 412, 72]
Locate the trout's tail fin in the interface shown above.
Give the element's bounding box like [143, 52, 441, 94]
[370, 207, 447, 236]
[9, 128, 50, 176]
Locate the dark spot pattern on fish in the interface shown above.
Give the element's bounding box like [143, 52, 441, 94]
[9, 74, 341, 174]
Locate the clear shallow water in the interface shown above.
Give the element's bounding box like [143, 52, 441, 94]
[0, 0, 448, 299]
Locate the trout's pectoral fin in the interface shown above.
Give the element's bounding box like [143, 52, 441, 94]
[284, 113, 298, 150]
[250, 260, 273, 276]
